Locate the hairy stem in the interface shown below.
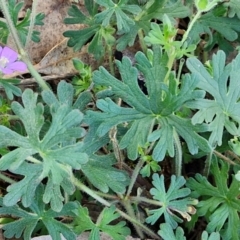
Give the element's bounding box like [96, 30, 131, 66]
[73, 176, 111, 207]
[116, 207, 161, 239]
[131, 196, 164, 206]
[73, 176, 161, 239]
[25, 0, 38, 48]
[180, 10, 202, 46]
[213, 150, 236, 165]
[173, 128, 182, 176]
[177, 58, 185, 83]
[163, 52, 176, 84]
[203, 150, 213, 177]
[126, 158, 145, 198]
[121, 198, 144, 238]
[0, 0, 22, 52]
[20, 50, 51, 91]
[26, 156, 42, 164]
[0, 114, 19, 121]
[0, 172, 16, 184]
[0, 0, 50, 91]
[107, 44, 115, 76]
[138, 29, 147, 54]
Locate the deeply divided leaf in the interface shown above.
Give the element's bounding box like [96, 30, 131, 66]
[90, 47, 211, 160]
[0, 81, 88, 212]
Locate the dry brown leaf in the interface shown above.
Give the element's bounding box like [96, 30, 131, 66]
[9, 0, 84, 63]
[35, 39, 97, 75]
[6, 0, 95, 78]
[26, 0, 84, 64]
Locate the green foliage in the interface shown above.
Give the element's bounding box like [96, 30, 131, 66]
[224, 0, 240, 18]
[144, 0, 190, 19]
[0, 81, 88, 212]
[0, 186, 77, 240]
[73, 205, 131, 240]
[138, 145, 161, 177]
[186, 51, 240, 146]
[81, 154, 130, 193]
[71, 58, 93, 95]
[145, 21, 196, 59]
[187, 158, 240, 239]
[64, 0, 190, 55]
[64, 1, 115, 59]
[146, 174, 196, 229]
[3, 0, 240, 239]
[201, 231, 221, 240]
[228, 136, 240, 156]
[140, 157, 161, 177]
[158, 223, 186, 240]
[0, 78, 21, 100]
[189, 8, 240, 47]
[194, 0, 219, 12]
[0, 97, 12, 127]
[89, 46, 210, 161]
[94, 0, 141, 33]
[0, 0, 44, 44]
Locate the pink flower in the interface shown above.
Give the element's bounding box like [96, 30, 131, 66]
[0, 46, 27, 75]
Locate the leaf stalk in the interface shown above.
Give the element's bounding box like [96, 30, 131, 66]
[0, 0, 51, 91]
[0, 172, 16, 184]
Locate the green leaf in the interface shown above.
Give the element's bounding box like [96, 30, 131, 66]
[0, 79, 22, 100]
[64, 25, 99, 51]
[90, 47, 210, 160]
[226, 0, 240, 18]
[64, 4, 88, 24]
[201, 231, 221, 240]
[186, 50, 240, 146]
[81, 154, 129, 193]
[95, 0, 141, 33]
[189, 11, 240, 45]
[144, 1, 190, 20]
[0, 81, 88, 212]
[116, 20, 149, 51]
[0, 0, 44, 44]
[96, 206, 130, 240]
[195, 0, 208, 11]
[116, 0, 189, 51]
[0, 185, 77, 240]
[158, 223, 186, 240]
[140, 158, 161, 177]
[146, 174, 195, 229]
[74, 205, 130, 240]
[3, 163, 42, 207]
[64, 2, 117, 59]
[187, 158, 240, 239]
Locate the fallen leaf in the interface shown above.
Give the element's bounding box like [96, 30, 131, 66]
[26, 0, 82, 64]
[35, 39, 97, 75]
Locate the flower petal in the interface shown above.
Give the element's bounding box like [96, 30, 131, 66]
[1, 47, 18, 63]
[2, 61, 27, 74]
[0, 46, 2, 54]
[2, 67, 14, 74]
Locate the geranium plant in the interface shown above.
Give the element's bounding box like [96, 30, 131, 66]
[0, 0, 240, 239]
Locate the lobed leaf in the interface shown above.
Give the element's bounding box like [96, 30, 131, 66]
[0, 0, 44, 44]
[95, 0, 141, 33]
[158, 223, 186, 240]
[189, 11, 240, 45]
[73, 205, 130, 240]
[0, 186, 77, 240]
[187, 158, 240, 239]
[91, 48, 210, 160]
[146, 174, 194, 229]
[186, 50, 240, 146]
[81, 154, 130, 193]
[0, 81, 88, 211]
